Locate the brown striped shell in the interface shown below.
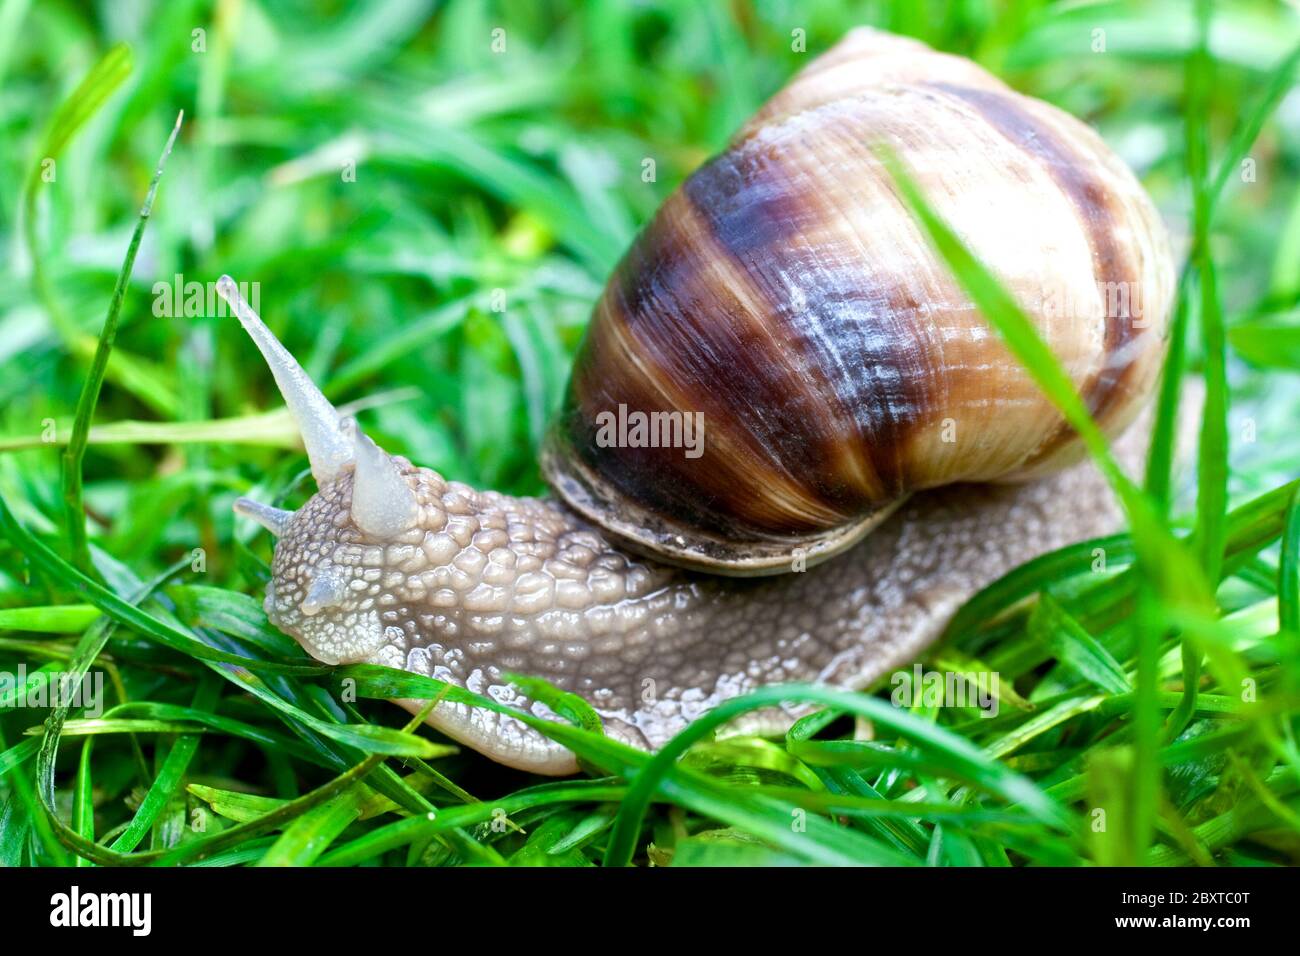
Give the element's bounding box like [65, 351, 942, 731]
[542, 27, 1174, 576]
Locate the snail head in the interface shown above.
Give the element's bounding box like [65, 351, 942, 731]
[219, 275, 438, 665]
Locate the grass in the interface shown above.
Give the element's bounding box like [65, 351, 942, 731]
[1, 0, 1299, 866]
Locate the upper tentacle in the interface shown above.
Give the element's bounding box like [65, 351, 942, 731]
[217, 274, 354, 485]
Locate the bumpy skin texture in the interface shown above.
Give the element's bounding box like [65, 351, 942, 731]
[265, 404, 1158, 775]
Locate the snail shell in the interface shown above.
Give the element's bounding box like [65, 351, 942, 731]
[543, 28, 1174, 575]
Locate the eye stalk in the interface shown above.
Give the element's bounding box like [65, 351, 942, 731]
[216, 274, 354, 486]
[220, 275, 421, 543]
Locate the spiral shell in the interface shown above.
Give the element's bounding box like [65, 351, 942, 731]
[543, 27, 1174, 575]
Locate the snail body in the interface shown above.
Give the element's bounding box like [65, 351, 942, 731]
[224, 29, 1174, 773]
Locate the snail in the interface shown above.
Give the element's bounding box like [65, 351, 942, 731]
[223, 28, 1174, 774]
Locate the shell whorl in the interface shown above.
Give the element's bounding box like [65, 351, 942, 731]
[543, 27, 1174, 575]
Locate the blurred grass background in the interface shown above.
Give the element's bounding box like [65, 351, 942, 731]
[1, 0, 1299, 866]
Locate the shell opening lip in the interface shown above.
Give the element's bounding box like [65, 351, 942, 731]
[540, 431, 900, 576]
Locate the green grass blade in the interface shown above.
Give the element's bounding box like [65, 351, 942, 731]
[0, 605, 100, 633]
[0, 494, 327, 674]
[944, 534, 1133, 640]
[107, 676, 221, 854]
[602, 684, 1069, 868]
[32, 556, 185, 863]
[1147, 39, 1298, 507]
[72, 739, 95, 866]
[1186, 3, 1230, 587]
[1032, 594, 1131, 694]
[1210, 40, 1300, 204]
[60, 111, 183, 572]
[1144, 280, 1191, 513]
[1279, 488, 1300, 661]
[1165, 0, 1225, 745]
[21, 43, 132, 343]
[256, 789, 366, 866]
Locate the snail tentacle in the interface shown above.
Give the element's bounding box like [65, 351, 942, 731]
[217, 275, 354, 485]
[232, 497, 294, 536]
[348, 420, 420, 538]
